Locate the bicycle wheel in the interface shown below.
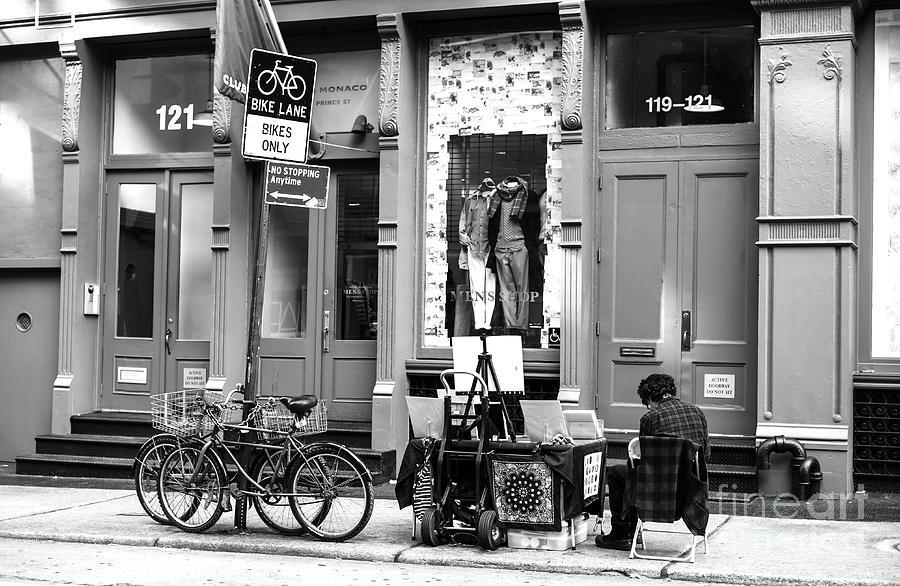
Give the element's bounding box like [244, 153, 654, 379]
[249, 450, 309, 535]
[257, 70, 278, 96]
[157, 445, 226, 533]
[286, 444, 374, 542]
[133, 434, 179, 524]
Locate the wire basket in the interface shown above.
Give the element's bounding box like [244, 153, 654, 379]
[255, 400, 327, 438]
[202, 389, 245, 425]
[150, 389, 211, 437]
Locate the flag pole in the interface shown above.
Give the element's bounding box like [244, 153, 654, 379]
[233, 0, 288, 534]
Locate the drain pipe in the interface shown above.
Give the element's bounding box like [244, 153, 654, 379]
[756, 435, 808, 498]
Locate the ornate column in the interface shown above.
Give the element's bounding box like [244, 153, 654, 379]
[753, 0, 862, 492]
[371, 13, 401, 450]
[207, 85, 234, 391]
[52, 40, 83, 434]
[558, 1, 590, 407]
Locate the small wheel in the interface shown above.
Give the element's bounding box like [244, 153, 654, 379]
[420, 507, 442, 546]
[133, 434, 179, 525]
[157, 445, 226, 533]
[477, 510, 505, 551]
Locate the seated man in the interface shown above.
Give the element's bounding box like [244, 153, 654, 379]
[596, 373, 710, 550]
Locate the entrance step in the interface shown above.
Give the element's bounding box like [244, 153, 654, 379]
[15, 454, 133, 479]
[17, 412, 394, 485]
[70, 412, 154, 437]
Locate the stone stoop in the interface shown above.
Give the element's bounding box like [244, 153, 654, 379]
[15, 412, 395, 485]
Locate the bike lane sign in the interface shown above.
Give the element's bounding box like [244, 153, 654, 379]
[242, 48, 317, 164]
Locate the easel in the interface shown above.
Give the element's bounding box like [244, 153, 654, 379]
[455, 331, 517, 443]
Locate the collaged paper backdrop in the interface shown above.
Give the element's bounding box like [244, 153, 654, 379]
[423, 31, 564, 348]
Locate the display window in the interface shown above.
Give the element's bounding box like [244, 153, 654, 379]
[423, 31, 563, 349]
[872, 9, 900, 358]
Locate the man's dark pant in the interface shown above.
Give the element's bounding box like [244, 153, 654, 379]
[607, 463, 636, 535]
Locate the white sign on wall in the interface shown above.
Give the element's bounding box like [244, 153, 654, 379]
[183, 367, 207, 389]
[704, 373, 736, 399]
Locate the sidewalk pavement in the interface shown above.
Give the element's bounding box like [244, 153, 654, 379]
[0, 483, 898, 586]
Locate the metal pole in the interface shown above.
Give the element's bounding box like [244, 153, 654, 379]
[233, 0, 288, 534]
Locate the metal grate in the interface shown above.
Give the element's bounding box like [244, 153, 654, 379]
[444, 133, 548, 343]
[853, 385, 900, 491]
[16, 312, 33, 333]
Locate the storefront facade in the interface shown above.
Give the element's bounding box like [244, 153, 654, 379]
[0, 0, 896, 494]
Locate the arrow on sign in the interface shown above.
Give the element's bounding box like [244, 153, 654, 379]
[268, 191, 311, 201]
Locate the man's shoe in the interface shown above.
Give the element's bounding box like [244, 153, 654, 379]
[594, 532, 632, 551]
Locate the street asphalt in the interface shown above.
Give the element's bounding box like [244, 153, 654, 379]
[0, 471, 898, 586]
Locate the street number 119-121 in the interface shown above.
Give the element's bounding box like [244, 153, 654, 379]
[646, 95, 714, 112]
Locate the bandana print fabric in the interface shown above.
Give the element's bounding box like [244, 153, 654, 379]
[491, 458, 555, 527]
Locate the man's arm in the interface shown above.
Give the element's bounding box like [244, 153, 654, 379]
[639, 411, 653, 437]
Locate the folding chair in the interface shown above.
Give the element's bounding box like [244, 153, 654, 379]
[628, 436, 709, 563]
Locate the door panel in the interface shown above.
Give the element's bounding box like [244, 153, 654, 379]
[102, 174, 165, 410]
[164, 174, 213, 395]
[597, 162, 679, 430]
[259, 204, 321, 398]
[321, 165, 378, 422]
[597, 159, 758, 436]
[680, 160, 758, 434]
[102, 171, 212, 411]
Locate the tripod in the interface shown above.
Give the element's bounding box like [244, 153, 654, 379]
[456, 331, 517, 442]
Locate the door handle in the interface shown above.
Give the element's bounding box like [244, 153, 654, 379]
[681, 311, 691, 351]
[322, 310, 330, 353]
[165, 328, 173, 355]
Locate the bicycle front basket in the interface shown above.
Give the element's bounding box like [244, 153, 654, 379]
[255, 400, 328, 438]
[150, 389, 211, 437]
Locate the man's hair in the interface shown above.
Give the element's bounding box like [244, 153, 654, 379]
[637, 373, 677, 405]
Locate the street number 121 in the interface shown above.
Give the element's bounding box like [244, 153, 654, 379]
[155, 104, 195, 130]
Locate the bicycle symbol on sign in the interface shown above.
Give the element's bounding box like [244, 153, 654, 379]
[256, 60, 307, 101]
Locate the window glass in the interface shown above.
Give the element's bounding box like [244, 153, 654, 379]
[424, 32, 563, 349]
[116, 184, 156, 338]
[177, 183, 213, 340]
[113, 54, 212, 154]
[605, 26, 755, 129]
[872, 10, 900, 357]
[263, 206, 310, 338]
[336, 173, 379, 340]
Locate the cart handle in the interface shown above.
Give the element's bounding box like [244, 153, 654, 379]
[439, 368, 489, 399]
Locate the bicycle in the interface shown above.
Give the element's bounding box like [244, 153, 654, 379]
[256, 60, 307, 101]
[133, 432, 181, 525]
[152, 387, 374, 541]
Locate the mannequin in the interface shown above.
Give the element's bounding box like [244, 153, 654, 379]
[458, 177, 498, 332]
[489, 175, 529, 333]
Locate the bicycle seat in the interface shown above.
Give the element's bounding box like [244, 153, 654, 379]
[279, 395, 318, 415]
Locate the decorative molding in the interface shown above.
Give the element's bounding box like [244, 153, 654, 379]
[377, 246, 395, 381]
[377, 14, 400, 138]
[751, 0, 863, 11]
[212, 89, 231, 144]
[819, 43, 844, 214]
[377, 222, 398, 248]
[771, 6, 842, 35]
[60, 41, 81, 153]
[560, 246, 581, 388]
[211, 224, 230, 251]
[756, 422, 848, 443]
[560, 220, 582, 248]
[756, 215, 857, 247]
[559, 1, 584, 131]
[764, 247, 774, 420]
[765, 48, 792, 214]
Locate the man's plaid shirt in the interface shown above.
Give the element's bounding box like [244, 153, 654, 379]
[639, 396, 710, 461]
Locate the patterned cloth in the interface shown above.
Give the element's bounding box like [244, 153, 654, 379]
[631, 435, 709, 536]
[490, 456, 558, 529]
[489, 176, 528, 220]
[639, 396, 710, 461]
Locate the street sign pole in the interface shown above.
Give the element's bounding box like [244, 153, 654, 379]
[233, 0, 291, 535]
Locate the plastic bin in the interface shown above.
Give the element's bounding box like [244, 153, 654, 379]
[507, 514, 588, 550]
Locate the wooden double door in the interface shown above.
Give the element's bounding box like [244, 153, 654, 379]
[595, 158, 759, 437]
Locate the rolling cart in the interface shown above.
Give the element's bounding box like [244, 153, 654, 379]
[418, 334, 518, 550]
